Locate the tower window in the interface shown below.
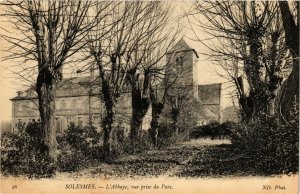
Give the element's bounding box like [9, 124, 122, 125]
[176, 56, 184, 67]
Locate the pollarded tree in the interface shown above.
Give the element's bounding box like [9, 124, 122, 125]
[149, 45, 197, 145]
[1, 1, 100, 161]
[149, 62, 182, 147]
[85, 1, 180, 150]
[190, 1, 288, 121]
[122, 2, 180, 147]
[86, 2, 165, 159]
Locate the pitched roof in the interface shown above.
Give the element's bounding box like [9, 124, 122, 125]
[11, 76, 101, 100]
[198, 106, 218, 119]
[168, 38, 199, 58]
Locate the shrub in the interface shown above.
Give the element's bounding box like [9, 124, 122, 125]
[231, 116, 298, 174]
[139, 130, 154, 151]
[190, 121, 235, 140]
[57, 124, 103, 172]
[57, 144, 87, 172]
[111, 126, 154, 156]
[1, 123, 55, 178]
[1, 131, 28, 176]
[110, 126, 128, 155]
[152, 122, 189, 148]
[61, 124, 102, 154]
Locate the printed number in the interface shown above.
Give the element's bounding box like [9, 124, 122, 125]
[12, 185, 17, 189]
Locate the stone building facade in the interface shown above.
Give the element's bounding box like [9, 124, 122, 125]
[165, 39, 239, 125]
[11, 77, 101, 132]
[10, 76, 151, 134]
[10, 39, 238, 132]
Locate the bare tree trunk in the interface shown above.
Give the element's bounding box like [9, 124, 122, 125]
[36, 69, 57, 162]
[244, 30, 267, 119]
[3, 0, 97, 167]
[130, 88, 150, 147]
[279, 60, 299, 122]
[103, 107, 114, 161]
[171, 108, 180, 135]
[150, 101, 164, 147]
[268, 31, 283, 116]
[235, 76, 254, 121]
[101, 80, 115, 161]
[278, 1, 299, 123]
[237, 30, 283, 121]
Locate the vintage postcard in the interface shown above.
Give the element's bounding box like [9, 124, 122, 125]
[0, 1, 298, 194]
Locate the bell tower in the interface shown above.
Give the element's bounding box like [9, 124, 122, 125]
[165, 39, 199, 99]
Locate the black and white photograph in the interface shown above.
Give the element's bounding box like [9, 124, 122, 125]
[0, 1, 298, 194]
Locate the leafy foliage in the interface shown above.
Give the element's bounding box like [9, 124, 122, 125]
[190, 121, 235, 140]
[57, 124, 103, 172]
[1, 122, 55, 178]
[230, 116, 298, 174]
[150, 122, 189, 148]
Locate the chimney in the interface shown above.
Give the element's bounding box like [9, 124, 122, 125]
[17, 91, 23, 97]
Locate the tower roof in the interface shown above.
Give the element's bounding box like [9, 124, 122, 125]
[169, 38, 199, 58]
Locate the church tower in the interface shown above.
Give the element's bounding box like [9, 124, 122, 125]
[165, 39, 199, 99]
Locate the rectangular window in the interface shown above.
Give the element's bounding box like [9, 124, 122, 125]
[66, 100, 70, 109]
[56, 99, 60, 110]
[56, 118, 61, 133]
[78, 117, 83, 127]
[61, 100, 66, 109]
[16, 103, 22, 112]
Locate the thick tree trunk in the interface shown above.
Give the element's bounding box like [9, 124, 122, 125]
[101, 80, 115, 161]
[150, 101, 164, 147]
[171, 108, 180, 135]
[246, 33, 267, 119]
[102, 107, 114, 161]
[279, 60, 299, 122]
[131, 111, 143, 142]
[242, 27, 272, 121]
[268, 31, 283, 116]
[235, 76, 254, 121]
[278, 2, 299, 123]
[36, 69, 57, 162]
[130, 88, 150, 147]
